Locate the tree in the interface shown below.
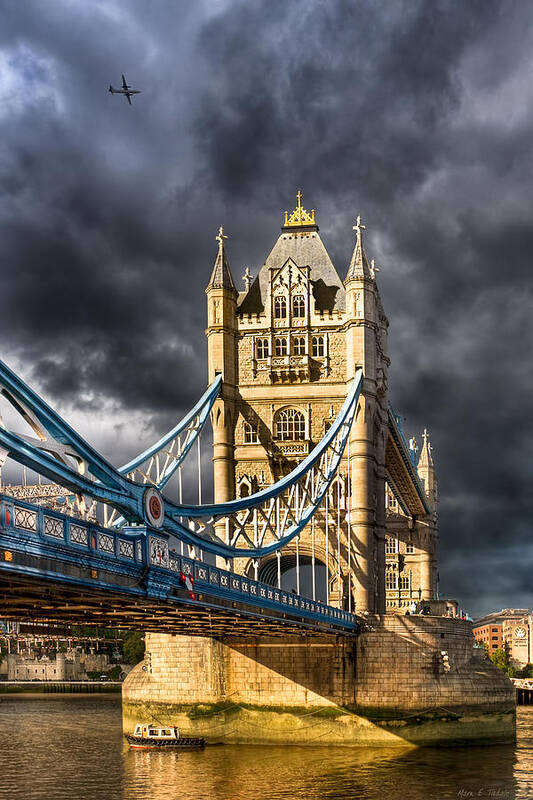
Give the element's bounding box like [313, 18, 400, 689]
[488, 648, 516, 677]
[122, 631, 145, 665]
[518, 663, 533, 679]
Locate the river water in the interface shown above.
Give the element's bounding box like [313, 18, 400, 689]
[0, 696, 532, 800]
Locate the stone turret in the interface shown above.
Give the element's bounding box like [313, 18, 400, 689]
[205, 227, 238, 507]
[343, 216, 389, 614]
[417, 428, 438, 509]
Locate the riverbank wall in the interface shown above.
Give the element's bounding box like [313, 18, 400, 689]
[122, 616, 515, 746]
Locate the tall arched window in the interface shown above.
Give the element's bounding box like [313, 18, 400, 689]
[274, 296, 287, 319]
[256, 338, 269, 359]
[274, 337, 287, 356]
[292, 336, 305, 355]
[292, 295, 305, 318]
[275, 408, 306, 441]
[312, 335, 325, 357]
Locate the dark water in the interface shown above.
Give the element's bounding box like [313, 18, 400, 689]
[1, 696, 532, 800]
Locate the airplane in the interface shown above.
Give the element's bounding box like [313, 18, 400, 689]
[108, 74, 141, 105]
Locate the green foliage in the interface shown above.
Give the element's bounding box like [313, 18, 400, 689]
[107, 664, 121, 680]
[518, 663, 533, 679]
[488, 648, 516, 677]
[122, 631, 145, 665]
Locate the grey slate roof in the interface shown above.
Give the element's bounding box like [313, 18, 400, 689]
[238, 229, 345, 314]
[345, 229, 372, 281]
[207, 242, 237, 292]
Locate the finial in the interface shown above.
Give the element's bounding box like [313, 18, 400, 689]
[423, 428, 428, 446]
[242, 266, 252, 291]
[370, 258, 380, 280]
[216, 226, 228, 247]
[353, 215, 366, 237]
[283, 191, 316, 228]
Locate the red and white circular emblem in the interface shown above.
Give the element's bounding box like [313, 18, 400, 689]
[143, 487, 164, 528]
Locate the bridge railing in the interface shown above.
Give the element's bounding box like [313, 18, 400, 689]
[0, 494, 358, 631]
[1, 494, 146, 566]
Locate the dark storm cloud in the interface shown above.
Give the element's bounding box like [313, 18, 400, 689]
[0, 0, 531, 616]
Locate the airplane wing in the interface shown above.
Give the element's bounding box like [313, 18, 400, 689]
[126, 93, 132, 105]
[122, 74, 128, 89]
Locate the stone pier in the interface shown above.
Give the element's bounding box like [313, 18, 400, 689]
[122, 616, 515, 747]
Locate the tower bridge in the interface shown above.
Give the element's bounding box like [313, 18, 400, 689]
[0, 194, 514, 746]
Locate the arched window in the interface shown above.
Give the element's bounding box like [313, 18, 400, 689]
[274, 296, 287, 319]
[274, 337, 287, 356]
[275, 408, 306, 441]
[237, 476, 253, 497]
[243, 421, 259, 444]
[312, 335, 325, 357]
[292, 295, 305, 318]
[293, 336, 306, 355]
[256, 338, 269, 359]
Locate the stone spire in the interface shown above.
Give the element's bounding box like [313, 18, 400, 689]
[418, 428, 434, 469]
[345, 215, 372, 282]
[417, 428, 437, 508]
[207, 227, 237, 292]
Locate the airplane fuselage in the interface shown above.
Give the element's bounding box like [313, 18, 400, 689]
[109, 87, 141, 95]
[109, 75, 140, 104]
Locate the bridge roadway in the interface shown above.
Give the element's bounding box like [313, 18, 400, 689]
[0, 495, 359, 638]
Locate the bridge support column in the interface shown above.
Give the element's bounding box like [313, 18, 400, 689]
[416, 519, 433, 600]
[350, 395, 375, 614]
[211, 397, 236, 566]
[374, 457, 387, 615]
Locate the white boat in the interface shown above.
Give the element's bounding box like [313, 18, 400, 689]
[126, 723, 205, 749]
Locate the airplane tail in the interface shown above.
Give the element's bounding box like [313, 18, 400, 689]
[109, 85, 114, 93]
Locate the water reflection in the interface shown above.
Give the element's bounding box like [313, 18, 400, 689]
[1, 697, 532, 800]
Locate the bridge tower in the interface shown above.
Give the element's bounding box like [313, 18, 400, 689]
[207, 195, 390, 613]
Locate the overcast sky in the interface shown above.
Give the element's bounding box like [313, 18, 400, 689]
[0, 0, 532, 618]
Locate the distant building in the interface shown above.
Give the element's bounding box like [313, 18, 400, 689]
[473, 609, 531, 666]
[7, 649, 110, 681]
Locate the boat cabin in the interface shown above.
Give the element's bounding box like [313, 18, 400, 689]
[133, 724, 180, 740]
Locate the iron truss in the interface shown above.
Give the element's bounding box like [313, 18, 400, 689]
[0, 359, 362, 559]
[0, 494, 358, 636]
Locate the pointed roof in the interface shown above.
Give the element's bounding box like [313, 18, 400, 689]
[237, 194, 345, 314]
[207, 226, 237, 292]
[345, 215, 372, 282]
[418, 429, 434, 470]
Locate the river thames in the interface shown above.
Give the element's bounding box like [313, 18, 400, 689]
[0, 696, 531, 800]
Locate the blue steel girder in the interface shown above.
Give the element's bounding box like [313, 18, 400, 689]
[0, 358, 362, 560]
[0, 359, 222, 525]
[0, 495, 358, 636]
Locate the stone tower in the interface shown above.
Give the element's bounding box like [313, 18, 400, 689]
[205, 227, 238, 508]
[123, 196, 513, 749]
[205, 195, 392, 614]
